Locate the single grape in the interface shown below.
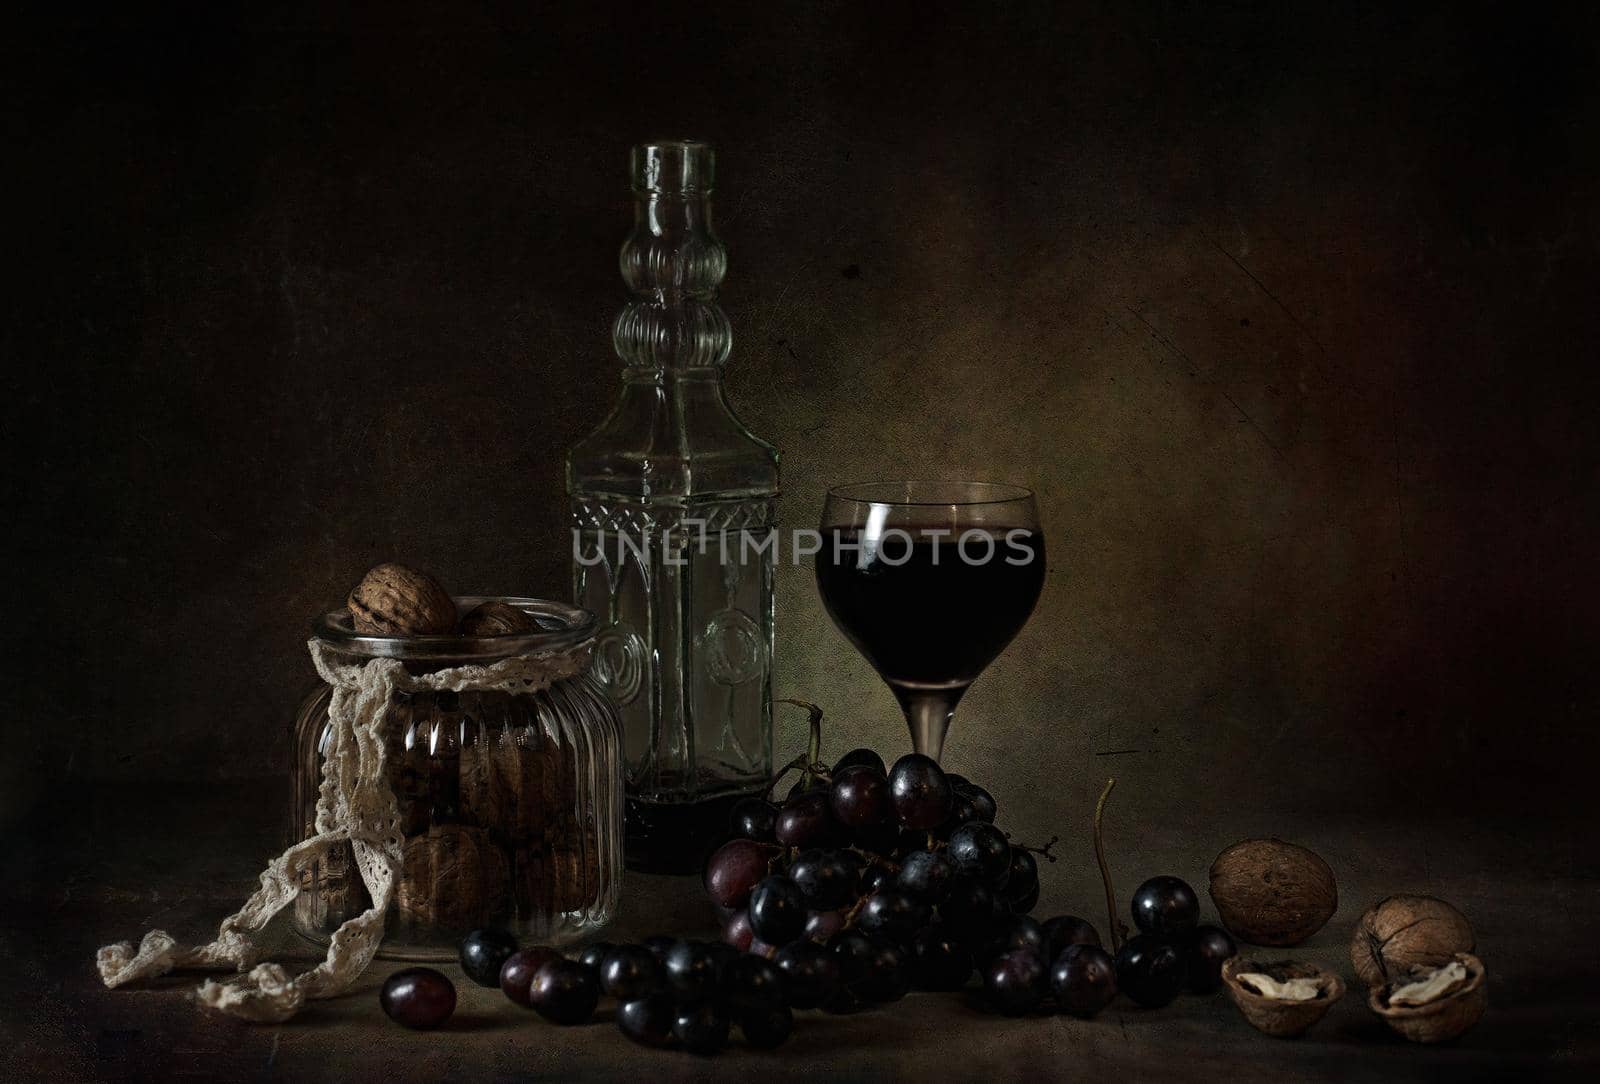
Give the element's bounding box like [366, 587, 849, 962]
[664, 940, 726, 1001]
[773, 939, 842, 1009]
[804, 909, 846, 942]
[499, 946, 561, 1007]
[790, 848, 859, 910]
[724, 953, 787, 1012]
[983, 915, 1047, 963]
[457, 928, 518, 988]
[938, 878, 997, 929]
[599, 944, 664, 1000]
[379, 967, 456, 1029]
[934, 792, 980, 839]
[985, 888, 1011, 933]
[774, 791, 838, 848]
[748, 875, 808, 945]
[1004, 851, 1040, 909]
[1114, 934, 1186, 1008]
[860, 863, 896, 896]
[1131, 875, 1200, 936]
[855, 936, 912, 1002]
[983, 949, 1048, 1015]
[946, 823, 1011, 887]
[673, 1001, 731, 1055]
[730, 797, 779, 842]
[786, 774, 831, 800]
[829, 764, 893, 828]
[897, 849, 955, 902]
[911, 927, 974, 991]
[704, 838, 770, 910]
[722, 909, 755, 952]
[857, 889, 931, 943]
[1051, 944, 1117, 1016]
[828, 928, 876, 983]
[738, 1002, 794, 1049]
[528, 958, 600, 1025]
[575, 941, 614, 978]
[1040, 915, 1101, 959]
[642, 934, 676, 961]
[1186, 925, 1237, 993]
[959, 783, 997, 823]
[617, 993, 675, 1048]
[888, 753, 953, 829]
[833, 747, 886, 775]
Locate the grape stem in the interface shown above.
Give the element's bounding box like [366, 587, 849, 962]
[1006, 834, 1060, 862]
[1093, 778, 1131, 951]
[765, 699, 830, 799]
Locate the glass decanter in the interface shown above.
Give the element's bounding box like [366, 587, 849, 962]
[568, 140, 779, 873]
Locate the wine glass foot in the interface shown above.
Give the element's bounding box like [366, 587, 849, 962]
[892, 685, 967, 764]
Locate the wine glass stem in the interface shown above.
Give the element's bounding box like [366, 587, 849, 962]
[893, 685, 967, 764]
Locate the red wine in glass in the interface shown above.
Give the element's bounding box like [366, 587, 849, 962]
[815, 482, 1045, 761]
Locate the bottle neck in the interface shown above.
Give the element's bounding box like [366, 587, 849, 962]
[614, 188, 730, 373]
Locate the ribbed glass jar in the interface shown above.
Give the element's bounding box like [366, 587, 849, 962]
[290, 597, 623, 960]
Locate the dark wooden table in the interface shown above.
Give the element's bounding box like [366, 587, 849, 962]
[4, 782, 1594, 1081]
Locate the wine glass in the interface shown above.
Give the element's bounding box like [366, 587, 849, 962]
[815, 481, 1045, 762]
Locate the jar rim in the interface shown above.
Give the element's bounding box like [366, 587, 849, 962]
[312, 596, 597, 661]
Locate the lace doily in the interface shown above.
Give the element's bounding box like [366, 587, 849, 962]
[95, 636, 594, 1023]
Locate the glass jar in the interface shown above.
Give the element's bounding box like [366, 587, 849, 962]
[290, 597, 622, 960]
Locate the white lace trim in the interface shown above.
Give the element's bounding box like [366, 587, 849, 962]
[96, 636, 594, 1022]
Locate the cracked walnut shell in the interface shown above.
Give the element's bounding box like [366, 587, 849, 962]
[1351, 894, 1475, 990]
[1369, 953, 1486, 1043]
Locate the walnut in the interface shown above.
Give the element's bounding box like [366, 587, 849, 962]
[1222, 958, 1344, 1037]
[1209, 838, 1338, 946]
[1350, 894, 1475, 989]
[1369, 953, 1486, 1043]
[459, 600, 539, 636]
[347, 563, 456, 635]
[395, 823, 511, 931]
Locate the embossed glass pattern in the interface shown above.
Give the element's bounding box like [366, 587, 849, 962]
[569, 141, 779, 872]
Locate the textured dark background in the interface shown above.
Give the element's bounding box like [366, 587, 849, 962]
[5, 0, 1598, 842]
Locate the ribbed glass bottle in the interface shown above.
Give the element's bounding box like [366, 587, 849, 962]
[568, 141, 779, 874]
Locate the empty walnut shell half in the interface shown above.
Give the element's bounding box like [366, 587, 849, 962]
[348, 563, 457, 635]
[1368, 952, 1486, 1044]
[1350, 894, 1475, 990]
[1222, 957, 1345, 1038]
[459, 600, 539, 636]
[1210, 838, 1338, 946]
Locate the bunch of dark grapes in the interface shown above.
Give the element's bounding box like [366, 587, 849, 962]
[416, 752, 1238, 1051]
[709, 749, 1099, 1026]
[708, 752, 1241, 1027]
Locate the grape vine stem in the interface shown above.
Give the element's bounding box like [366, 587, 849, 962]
[765, 699, 829, 799]
[1093, 777, 1130, 951]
